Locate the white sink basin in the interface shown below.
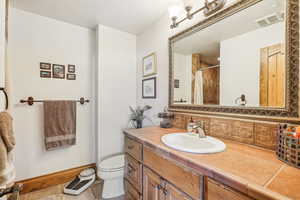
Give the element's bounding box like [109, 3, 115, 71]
[161, 133, 226, 154]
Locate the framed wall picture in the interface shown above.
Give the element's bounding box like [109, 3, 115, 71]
[40, 71, 51, 78]
[40, 62, 51, 70]
[68, 64, 76, 73]
[52, 64, 65, 79]
[67, 74, 76, 80]
[142, 77, 156, 99]
[174, 79, 180, 88]
[143, 53, 157, 77]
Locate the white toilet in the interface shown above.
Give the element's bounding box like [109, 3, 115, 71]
[98, 154, 125, 199]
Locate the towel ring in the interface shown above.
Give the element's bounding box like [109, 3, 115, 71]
[0, 87, 8, 110]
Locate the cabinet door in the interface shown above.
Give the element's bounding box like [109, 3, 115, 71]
[124, 180, 141, 200]
[143, 167, 165, 200]
[165, 183, 192, 200]
[125, 154, 143, 192]
[207, 178, 253, 200]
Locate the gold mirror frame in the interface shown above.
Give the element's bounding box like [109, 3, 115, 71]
[169, 0, 299, 118]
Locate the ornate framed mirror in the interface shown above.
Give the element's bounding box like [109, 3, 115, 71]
[169, 0, 299, 118]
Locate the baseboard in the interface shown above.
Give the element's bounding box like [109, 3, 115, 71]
[16, 163, 96, 194]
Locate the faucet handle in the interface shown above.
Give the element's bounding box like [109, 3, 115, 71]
[194, 120, 205, 129]
[193, 121, 206, 138]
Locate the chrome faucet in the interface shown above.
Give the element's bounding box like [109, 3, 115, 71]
[187, 119, 206, 138]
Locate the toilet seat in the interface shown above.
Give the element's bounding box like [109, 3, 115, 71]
[99, 154, 124, 172]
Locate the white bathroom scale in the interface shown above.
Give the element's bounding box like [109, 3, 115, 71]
[63, 168, 96, 196]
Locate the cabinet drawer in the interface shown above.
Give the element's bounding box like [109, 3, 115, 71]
[125, 136, 142, 161]
[124, 179, 141, 200]
[143, 146, 201, 199]
[125, 154, 143, 193]
[207, 178, 253, 200]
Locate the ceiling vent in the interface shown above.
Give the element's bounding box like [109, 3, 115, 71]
[256, 12, 284, 27]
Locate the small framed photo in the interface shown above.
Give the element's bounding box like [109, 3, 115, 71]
[52, 64, 65, 79]
[68, 65, 76, 73]
[174, 79, 180, 88]
[40, 62, 51, 70]
[143, 53, 157, 77]
[67, 74, 76, 80]
[142, 77, 156, 99]
[40, 71, 51, 78]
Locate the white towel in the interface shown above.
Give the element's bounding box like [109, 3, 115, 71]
[194, 71, 204, 105]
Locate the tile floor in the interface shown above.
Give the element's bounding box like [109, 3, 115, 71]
[20, 184, 96, 200]
[19, 181, 124, 200]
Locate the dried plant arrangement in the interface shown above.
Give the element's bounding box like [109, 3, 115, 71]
[129, 105, 152, 128]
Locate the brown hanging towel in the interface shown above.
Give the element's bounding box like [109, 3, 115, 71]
[43, 101, 76, 151]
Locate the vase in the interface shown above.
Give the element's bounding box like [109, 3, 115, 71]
[136, 120, 143, 129]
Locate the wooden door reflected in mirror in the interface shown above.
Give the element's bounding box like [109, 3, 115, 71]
[260, 43, 285, 107]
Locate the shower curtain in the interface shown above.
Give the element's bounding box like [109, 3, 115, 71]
[194, 70, 203, 105]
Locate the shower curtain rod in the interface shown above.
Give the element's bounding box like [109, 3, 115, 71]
[20, 96, 90, 106]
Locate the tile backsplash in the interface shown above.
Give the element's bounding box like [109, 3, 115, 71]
[171, 113, 278, 150]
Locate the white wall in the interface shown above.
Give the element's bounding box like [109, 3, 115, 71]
[137, 1, 236, 124]
[174, 53, 192, 103]
[0, 0, 5, 87]
[136, 15, 170, 126]
[220, 22, 285, 106]
[97, 25, 136, 161]
[0, 0, 6, 110]
[174, 53, 187, 101]
[8, 8, 96, 180]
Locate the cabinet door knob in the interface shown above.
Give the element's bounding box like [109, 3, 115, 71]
[127, 145, 134, 150]
[163, 189, 168, 195]
[157, 184, 163, 190]
[128, 164, 135, 174]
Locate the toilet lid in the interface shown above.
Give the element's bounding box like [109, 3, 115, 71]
[99, 154, 125, 171]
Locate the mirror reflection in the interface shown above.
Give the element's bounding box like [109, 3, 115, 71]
[172, 0, 286, 108]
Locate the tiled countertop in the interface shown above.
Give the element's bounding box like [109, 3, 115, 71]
[123, 127, 300, 200]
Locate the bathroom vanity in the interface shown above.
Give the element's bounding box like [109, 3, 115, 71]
[123, 0, 300, 199]
[123, 127, 299, 200]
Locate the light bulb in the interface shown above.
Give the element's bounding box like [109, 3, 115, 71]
[168, 4, 182, 19]
[183, 0, 195, 8]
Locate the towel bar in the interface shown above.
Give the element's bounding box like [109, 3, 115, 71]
[20, 97, 90, 106]
[0, 87, 8, 110]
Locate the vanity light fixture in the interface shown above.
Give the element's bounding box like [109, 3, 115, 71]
[169, 0, 226, 29]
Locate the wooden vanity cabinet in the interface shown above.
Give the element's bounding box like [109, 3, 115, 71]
[143, 167, 165, 200]
[206, 178, 254, 200]
[143, 146, 201, 199]
[125, 154, 143, 193]
[124, 135, 197, 200]
[143, 167, 192, 200]
[124, 135, 255, 200]
[124, 136, 143, 199]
